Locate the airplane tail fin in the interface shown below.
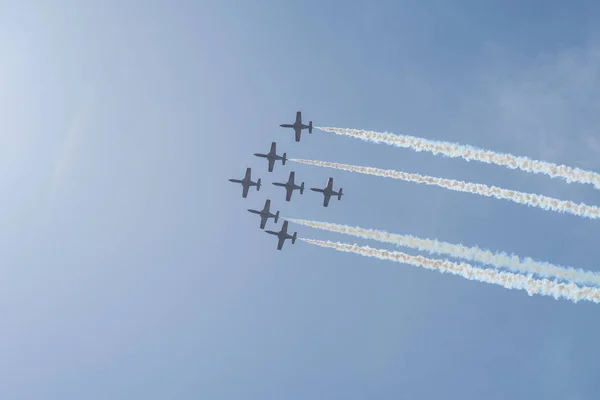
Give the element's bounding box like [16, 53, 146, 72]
[300, 182, 305, 194]
[257, 179, 262, 191]
[308, 121, 313, 133]
[275, 211, 280, 223]
[282, 153, 287, 165]
[338, 188, 343, 200]
[292, 232, 297, 244]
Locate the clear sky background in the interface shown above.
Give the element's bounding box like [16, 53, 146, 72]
[2, 1, 600, 399]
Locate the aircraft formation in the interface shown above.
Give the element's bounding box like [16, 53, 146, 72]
[229, 111, 343, 250]
[230, 111, 600, 304]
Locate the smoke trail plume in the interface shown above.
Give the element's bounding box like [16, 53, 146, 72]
[301, 238, 600, 304]
[290, 158, 600, 220]
[317, 126, 600, 189]
[289, 218, 600, 287]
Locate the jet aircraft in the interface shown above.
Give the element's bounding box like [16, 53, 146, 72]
[310, 177, 343, 207]
[272, 171, 304, 201]
[254, 142, 287, 172]
[279, 111, 313, 142]
[228, 167, 261, 198]
[265, 220, 297, 250]
[247, 199, 280, 229]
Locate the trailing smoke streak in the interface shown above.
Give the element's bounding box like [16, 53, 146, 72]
[300, 238, 600, 304]
[317, 126, 600, 189]
[290, 158, 600, 220]
[289, 218, 600, 287]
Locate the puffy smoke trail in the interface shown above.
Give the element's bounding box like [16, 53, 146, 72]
[290, 158, 600, 220]
[300, 238, 600, 304]
[317, 126, 600, 189]
[289, 218, 600, 287]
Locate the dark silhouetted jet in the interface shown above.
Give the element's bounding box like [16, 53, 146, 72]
[254, 142, 287, 172]
[279, 111, 313, 142]
[311, 177, 343, 207]
[228, 167, 261, 198]
[265, 220, 297, 250]
[272, 171, 304, 201]
[247, 199, 280, 229]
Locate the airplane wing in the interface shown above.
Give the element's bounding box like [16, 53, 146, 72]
[264, 199, 271, 212]
[295, 127, 301, 142]
[326, 178, 333, 191]
[281, 221, 288, 232]
[287, 171, 295, 185]
[277, 236, 286, 250]
[295, 111, 302, 124]
[268, 158, 275, 172]
[260, 215, 268, 229]
[323, 192, 331, 207]
[285, 187, 293, 201]
[244, 167, 251, 180]
[270, 142, 276, 154]
[242, 184, 249, 198]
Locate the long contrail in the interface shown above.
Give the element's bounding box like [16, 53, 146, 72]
[317, 126, 600, 189]
[289, 218, 600, 287]
[290, 158, 600, 220]
[301, 238, 600, 304]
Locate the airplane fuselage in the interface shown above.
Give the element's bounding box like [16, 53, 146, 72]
[273, 179, 300, 190]
[265, 230, 289, 240]
[248, 209, 274, 219]
[229, 174, 257, 183]
[280, 113, 312, 142]
[265, 220, 296, 249]
[255, 153, 282, 162]
[273, 172, 303, 200]
[279, 122, 308, 129]
[310, 178, 342, 206]
[312, 188, 340, 196]
[248, 199, 278, 228]
[254, 144, 286, 171]
[277, 231, 291, 240]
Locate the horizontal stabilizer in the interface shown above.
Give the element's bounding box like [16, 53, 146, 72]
[275, 211, 280, 223]
[300, 182, 305, 194]
[292, 232, 297, 244]
[308, 121, 313, 133]
[338, 188, 343, 200]
[257, 179, 261, 190]
[282, 153, 287, 165]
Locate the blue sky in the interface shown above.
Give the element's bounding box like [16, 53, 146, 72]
[2, 1, 600, 398]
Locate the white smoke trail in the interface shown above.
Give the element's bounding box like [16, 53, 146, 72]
[289, 218, 600, 287]
[290, 158, 600, 220]
[300, 238, 600, 304]
[317, 126, 600, 189]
